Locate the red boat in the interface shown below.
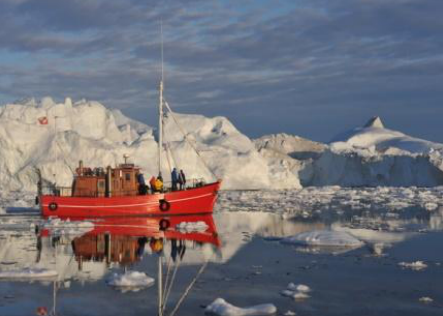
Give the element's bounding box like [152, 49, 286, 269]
[39, 163, 221, 217]
[38, 75, 222, 218]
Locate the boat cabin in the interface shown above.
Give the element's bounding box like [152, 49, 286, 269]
[72, 160, 145, 197]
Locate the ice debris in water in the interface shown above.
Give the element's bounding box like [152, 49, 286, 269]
[398, 261, 428, 271]
[0, 268, 58, 279]
[419, 297, 433, 304]
[107, 271, 155, 292]
[283, 311, 296, 316]
[43, 218, 94, 237]
[176, 221, 208, 233]
[281, 283, 311, 300]
[205, 298, 277, 316]
[281, 230, 364, 248]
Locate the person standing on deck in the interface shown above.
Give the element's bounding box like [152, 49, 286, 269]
[171, 168, 179, 191]
[179, 169, 186, 190]
[149, 176, 156, 193]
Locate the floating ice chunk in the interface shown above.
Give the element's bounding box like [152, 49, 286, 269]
[176, 221, 209, 233]
[283, 311, 296, 316]
[107, 271, 155, 292]
[205, 298, 277, 316]
[424, 203, 438, 211]
[293, 292, 310, 300]
[398, 261, 428, 271]
[419, 297, 433, 304]
[0, 268, 57, 279]
[281, 230, 364, 248]
[43, 218, 94, 237]
[281, 283, 311, 300]
[287, 283, 310, 293]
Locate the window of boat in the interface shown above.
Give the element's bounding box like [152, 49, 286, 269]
[98, 180, 105, 188]
[125, 173, 131, 181]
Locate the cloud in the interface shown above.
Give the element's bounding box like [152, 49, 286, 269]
[0, 0, 442, 142]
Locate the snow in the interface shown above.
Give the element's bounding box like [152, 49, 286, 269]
[0, 268, 57, 280]
[107, 271, 155, 292]
[175, 221, 209, 233]
[398, 261, 428, 271]
[281, 230, 364, 248]
[205, 298, 277, 316]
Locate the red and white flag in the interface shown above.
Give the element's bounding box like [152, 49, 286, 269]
[38, 116, 48, 125]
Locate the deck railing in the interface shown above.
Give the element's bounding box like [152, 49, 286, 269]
[41, 178, 207, 197]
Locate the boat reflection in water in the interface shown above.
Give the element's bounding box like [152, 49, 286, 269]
[27, 214, 220, 316]
[46, 215, 221, 269]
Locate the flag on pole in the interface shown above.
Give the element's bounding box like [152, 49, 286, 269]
[38, 116, 48, 125]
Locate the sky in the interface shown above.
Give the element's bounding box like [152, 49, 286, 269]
[0, 0, 442, 143]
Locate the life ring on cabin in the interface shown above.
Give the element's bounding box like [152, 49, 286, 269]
[159, 199, 171, 212]
[159, 219, 170, 231]
[48, 202, 58, 211]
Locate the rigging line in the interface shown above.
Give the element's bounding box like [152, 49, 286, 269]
[161, 260, 181, 314]
[168, 261, 209, 316]
[55, 140, 75, 175]
[163, 100, 218, 180]
[162, 255, 173, 302]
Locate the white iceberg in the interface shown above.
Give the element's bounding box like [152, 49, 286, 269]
[205, 298, 277, 316]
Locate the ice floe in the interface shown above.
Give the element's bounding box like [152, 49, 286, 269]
[0, 268, 57, 280]
[281, 283, 311, 300]
[205, 298, 277, 316]
[281, 230, 364, 248]
[107, 271, 155, 292]
[419, 297, 433, 304]
[42, 218, 94, 237]
[398, 261, 428, 271]
[175, 221, 209, 233]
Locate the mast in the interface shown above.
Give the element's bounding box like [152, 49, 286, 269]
[158, 20, 164, 176]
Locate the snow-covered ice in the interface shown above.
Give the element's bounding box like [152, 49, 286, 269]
[42, 218, 94, 237]
[281, 283, 311, 300]
[205, 298, 277, 316]
[107, 271, 155, 292]
[398, 261, 428, 271]
[281, 230, 364, 248]
[0, 268, 57, 280]
[419, 297, 433, 304]
[176, 221, 209, 233]
[2, 98, 443, 193]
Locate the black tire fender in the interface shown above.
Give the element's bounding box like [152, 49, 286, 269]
[159, 219, 170, 231]
[48, 202, 58, 211]
[159, 199, 170, 212]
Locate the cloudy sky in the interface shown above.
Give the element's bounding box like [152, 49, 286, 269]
[0, 0, 442, 142]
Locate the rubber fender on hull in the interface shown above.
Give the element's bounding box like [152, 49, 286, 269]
[159, 199, 170, 212]
[48, 202, 58, 211]
[159, 219, 170, 231]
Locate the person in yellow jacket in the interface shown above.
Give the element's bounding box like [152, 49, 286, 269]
[154, 177, 163, 192]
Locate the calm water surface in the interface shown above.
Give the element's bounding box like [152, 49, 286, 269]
[0, 206, 442, 316]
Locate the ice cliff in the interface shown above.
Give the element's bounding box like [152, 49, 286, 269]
[0, 97, 300, 192]
[1, 98, 442, 192]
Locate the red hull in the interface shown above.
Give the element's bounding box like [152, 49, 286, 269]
[41, 181, 221, 218]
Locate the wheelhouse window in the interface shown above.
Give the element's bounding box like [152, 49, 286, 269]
[125, 173, 131, 181]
